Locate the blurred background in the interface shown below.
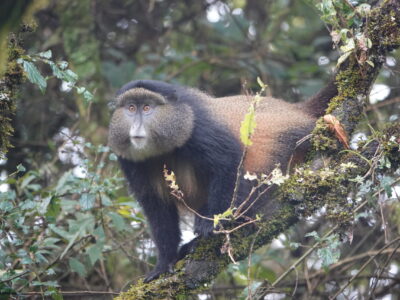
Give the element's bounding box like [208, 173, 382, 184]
[0, 0, 399, 299]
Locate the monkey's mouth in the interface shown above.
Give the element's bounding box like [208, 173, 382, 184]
[130, 136, 147, 149]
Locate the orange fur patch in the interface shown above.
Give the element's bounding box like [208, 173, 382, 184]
[205, 95, 316, 173]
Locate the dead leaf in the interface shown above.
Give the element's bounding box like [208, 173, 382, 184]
[323, 114, 350, 149]
[163, 164, 180, 191]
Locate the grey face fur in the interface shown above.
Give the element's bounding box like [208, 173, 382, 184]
[108, 88, 194, 161]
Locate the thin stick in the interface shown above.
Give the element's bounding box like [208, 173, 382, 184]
[367, 241, 400, 298]
[246, 228, 262, 300]
[330, 237, 400, 300]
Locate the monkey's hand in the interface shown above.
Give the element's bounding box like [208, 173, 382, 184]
[143, 262, 175, 283]
[178, 237, 201, 259]
[194, 217, 214, 237]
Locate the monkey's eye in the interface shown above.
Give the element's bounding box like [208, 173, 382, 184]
[128, 105, 137, 113]
[143, 105, 151, 113]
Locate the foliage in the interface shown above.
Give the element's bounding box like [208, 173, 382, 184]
[17, 50, 93, 102]
[311, 0, 374, 67]
[0, 141, 143, 296]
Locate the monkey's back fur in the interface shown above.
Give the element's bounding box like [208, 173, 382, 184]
[207, 95, 316, 173]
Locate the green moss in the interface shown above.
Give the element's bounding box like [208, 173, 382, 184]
[0, 29, 27, 157]
[369, 3, 400, 48]
[310, 119, 338, 152]
[280, 162, 356, 226]
[335, 69, 361, 100]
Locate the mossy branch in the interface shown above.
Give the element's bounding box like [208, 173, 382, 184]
[116, 1, 400, 299]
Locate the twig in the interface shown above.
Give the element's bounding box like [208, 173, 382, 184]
[221, 233, 237, 264]
[0, 271, 30, 283]
[330, 237, 400, 299]
[246, 228, 261, 300]
[252, 198, 371, 299]
[291, 267, 299, 298]
[271, 227, 337, 288]
[16, 234, 94, 292]
[379, 192, 388, 243]
[7, 291, 119, 296]
[215, 218, 259, 235]
[368, 241, 400, 298]
[308, 248, 400, 280]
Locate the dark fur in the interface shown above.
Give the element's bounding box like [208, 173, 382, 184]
[116, 81, 242, 281]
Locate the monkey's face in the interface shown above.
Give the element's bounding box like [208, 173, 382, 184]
[109, 88, 194, 161]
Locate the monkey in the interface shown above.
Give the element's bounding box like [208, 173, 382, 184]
[108, 79, 337, 282]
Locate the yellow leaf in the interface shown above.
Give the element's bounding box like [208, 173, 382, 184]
[240, 105, 256, 146]
[117, 206, 132, 217]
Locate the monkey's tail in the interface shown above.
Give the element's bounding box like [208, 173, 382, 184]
[303, 78, 338, 117]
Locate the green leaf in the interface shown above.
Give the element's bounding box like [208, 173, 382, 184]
[256, 77, 266, 90]
[20, 174, 36, 190]
[339, 38, 355, 53]
[68, 258, 87, 277]
[94, 226, 106, 242]
[60, 216, 94, 259]
[43, 237, 61, 250]
[38, 196, 52, 215]
[20, 200, 35, 210]
[47, 61, 64, 79]
[213, 214, 220, 228]
[17, 164, 26, 172]
[380, 176, 394, 197]
[0, 200, 13, 212]
[100, 194, 112, 206]
[76, 87, 85, 94]
[256, 267, 276, 282]
[35, 252, 49, 264]
[80, 193, 96, 210]
[240, 105, 256, 146]
[337, 51, 352, 67]
[38, 50, 52, 59]
[87, 243, 103, 265]
[317, 245, 340, 268]
[46, 197, 61, 219]
[109, 153, 118, 161]
[62, 69, 78, 84]
[21, 256, 33, 265]
[107, 211, 126, 231]
[58, 61, 68, 70]
[305, 231, 320, 240]
[48, 224, 71, 240]
[83, 90, 94, 101]
[221, 208, 233, 218]
[366, 60, 374, 67]
[20, 60, 47, 93]
[46, 269, 56, 276]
